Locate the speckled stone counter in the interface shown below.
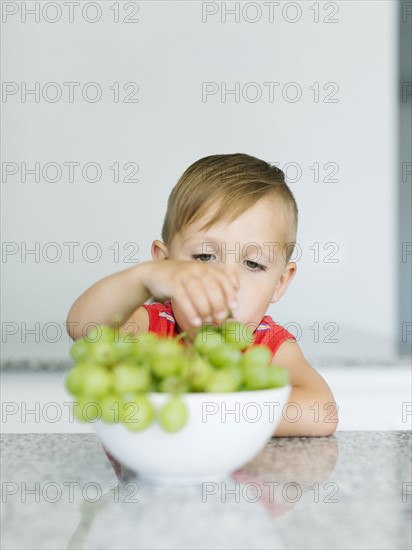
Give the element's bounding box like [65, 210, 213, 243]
[1, 431, 411, 549]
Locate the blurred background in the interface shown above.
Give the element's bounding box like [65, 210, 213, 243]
[1, 1, 411, 431]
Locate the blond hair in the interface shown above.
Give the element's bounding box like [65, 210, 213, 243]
[161, 153, 298, 263]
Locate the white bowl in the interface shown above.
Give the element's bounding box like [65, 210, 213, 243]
[94, 385, 291, 485]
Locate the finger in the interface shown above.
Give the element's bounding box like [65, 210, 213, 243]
[199, 272, 230, 320]
[174, 282, 204, 328]
[177, 273, 229, 327]
[212, 267, 239, 310]
[184, 275, 216, 321]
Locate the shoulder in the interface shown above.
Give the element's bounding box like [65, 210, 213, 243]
[141, 300, 177, 336]
[142, 300, 176, 321]
[121, 301, 178, 338]
[253, 314, 296, 355]
[121, 305, 150, 335]
[121, 301, 176, 336]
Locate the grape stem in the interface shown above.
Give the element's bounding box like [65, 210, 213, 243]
[175, 326, 200, 344]
[175, 309, 232, 345]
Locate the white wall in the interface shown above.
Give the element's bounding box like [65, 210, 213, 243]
[2, 1, 399, 362]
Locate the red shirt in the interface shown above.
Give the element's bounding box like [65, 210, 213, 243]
[141, 300, 296, 357]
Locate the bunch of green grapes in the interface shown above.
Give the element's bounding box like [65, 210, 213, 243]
[65, 321, 289, 434]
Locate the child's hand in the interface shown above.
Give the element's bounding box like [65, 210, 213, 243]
[141, 259, 239, 327]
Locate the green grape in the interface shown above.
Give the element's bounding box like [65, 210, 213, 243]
[220, 321, 254, 350]
[113, 362, 151, 393]
[121, 395, 155, 432]
[180, 354, 191, 378]
[207, 344, 242, 369]
[148, 378, 161, 392]
[65, 365, 85, 395]
[268, 365, 289, 388]
[205, 369, 240, 393]
[241, 345, 272, 368]
[112, 330, 138, 360]
[159, 395, 188, 433]
[149, 338, 185, 378]
[133, 332, 160, 359]
[243, 363, 270, 390]
[158, 375, 189, 394]
[151, 355, 182, 379]
[138, 331, 160, 345]
[85, 325, 115, 343]
[67, 315, 289, 434]
[224, 364, 243, 390]
[193, 331, 223, 355]
[200, 322, 219, 333]
[89, 340, 119, 367]
[73, 396, 101, 423]
[99, 393, 123, 423]
[82, 366, 113, 397]
[69, 338, 91, 362]
[187, 354, 213, 391]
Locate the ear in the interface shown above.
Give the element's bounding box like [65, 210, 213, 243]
[270, 262, 297, 304]
[151, 239, 170, 261]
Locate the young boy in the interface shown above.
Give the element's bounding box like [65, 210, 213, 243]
[66, 153, 338, 437]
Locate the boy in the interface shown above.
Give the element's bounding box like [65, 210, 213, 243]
[66, 153, 338, 437]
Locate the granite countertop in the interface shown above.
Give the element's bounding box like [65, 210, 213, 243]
[1, 431, 411, 549]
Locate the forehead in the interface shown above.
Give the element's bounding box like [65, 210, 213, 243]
[175, 198, 287, 252]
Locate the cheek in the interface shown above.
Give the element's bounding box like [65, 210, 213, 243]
[236, 281, 273, 314]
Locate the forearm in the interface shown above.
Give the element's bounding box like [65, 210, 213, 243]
[273, 385, 339, 437]
[66, 261, 153, 340]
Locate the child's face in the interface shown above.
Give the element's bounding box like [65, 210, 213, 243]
[154, 197, 297, 330]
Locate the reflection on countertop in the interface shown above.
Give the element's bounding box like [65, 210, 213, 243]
[1, 431, 410, 549]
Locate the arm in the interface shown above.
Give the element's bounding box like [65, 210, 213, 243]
[66, 262, 153, 341]
[66, 260, 239, 341]
[271, 339, 339, 437]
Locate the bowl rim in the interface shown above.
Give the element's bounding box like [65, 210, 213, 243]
[144, 384, 291, 398]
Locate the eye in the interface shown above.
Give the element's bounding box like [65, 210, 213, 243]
[245, 260, 267, 272]
[191, 254, 214, 262]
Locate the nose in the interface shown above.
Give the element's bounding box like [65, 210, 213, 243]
[214, 263, 241, 292]
[226, 264, 241, 292]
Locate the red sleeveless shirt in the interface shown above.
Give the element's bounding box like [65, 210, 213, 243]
[141, 300, 296, 357]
